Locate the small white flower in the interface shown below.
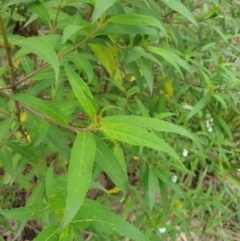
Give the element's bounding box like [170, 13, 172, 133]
[172, 175, 178, 183]
[182, 149, 188, 157]
[206, 120, 210, 128]
[208, 127, 213, 132]
[209, 118, 213, 123]
[158, 227, 166, 234]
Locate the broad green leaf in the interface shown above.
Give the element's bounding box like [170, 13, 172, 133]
[101, 115, 201, 145]
[113, 146, 127, 177]
[74, 203, 147, 241]
[160, 0, 198, 27]
[11, 94, 68, 126]
[100, 123, 179, 160]
[186, 95, 211, 120]
[99, 24, 158, 36]
[29, 1, 51, 26]
[94, 135, 128, 195]
[46, 124, 70, 162]
[30, 120, 49, 147]
[148, 167, 158, 211]
[0, 146, 13, 174]
[89, 43, 122, 83]
[15, 37, 59, 79]
[62, 53, 93, 82]
[107, 14, 167, 36]
[46, 165, 66, 212]
[0, 203, 50, 221]
[65, 64, 97, 123]
[91, 0, 117, 23]
[4, 141, 39, 164]
[60, 132, 96, 231]
[33, 225, 59, 241]
[138, 57, 154, 94]
[62, 25, 83, 44]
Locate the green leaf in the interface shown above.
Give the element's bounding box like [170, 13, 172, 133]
[100, 123, 179, 160]
[0, 119, 13, 142]
[0, 146, 13, 174]
[160, 0, 198, 27]
[30, 120, 49, 147]
[33, 225, 59, 241]
[15, 37, 59, 79]
[14, 183, 45, 239]
[59, 225, 74, 241]
[46, 124, 70, 162]
[21, 55, 34, 74]
[158, 177, 168, 222]
[74, 202, 147, 241]
[29, 1, 51, 26]
[60, 132, 96, 231]
[46, 165, 66, 212]
[94, 135, 128, 195]
[148, 167, 158, 211]
[65, 64, 97, 123]
[91, 0, 118, 23]
[2, 0, 33, 9]
[11, 94, 68, 126]
[107, 14, 167, 36]
[62, 25, 83, 44]
[101, 115, 201, 146]
[186, 95, 211, 120]
[138, 57, 154, 94]
[4, 141, 39, 164]
[62, 53, 93, 82]
[0, 203, 50, 221]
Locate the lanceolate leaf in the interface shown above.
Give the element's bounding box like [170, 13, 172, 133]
[60, 132, 96, 231]
[160, 0, 198, 27]
[12, 94, 68, 126]
[100, 123, 179, 160]
[101, 115, 201, 145]
[65, 64, 97, 123]
[74, 202, 147, 241]
[0, 203, 50, 221]
[15, 37, 59, 79]
[107, 14, 167, 36]
[92, 0, 118, 23]
[148, 167, 158, 211]
[94, 135, 128, 195]
[29, 1, 51, 26]
[33, 225, 59, 241]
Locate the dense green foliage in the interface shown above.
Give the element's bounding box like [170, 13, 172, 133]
[0, 0, 240, 240]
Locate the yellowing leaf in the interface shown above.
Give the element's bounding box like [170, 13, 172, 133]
[165, 80, 174, 103]
[20, 111, 27, 123]
[13, 58, 21, 69]
[107, 186, 120, 194]
[133, 155, 139, 161]
[89, 43, 122, 83]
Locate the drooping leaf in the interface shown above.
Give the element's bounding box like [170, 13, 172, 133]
[61, 25, 83, 44]
[107, 14, 167, 36]
[15, 37, 59, 79]
[94, 135, 128, 195]
[65, 64, 97, 123]
[100, 123, 179, 160]
[33, 225, 59, 241]
[160, 0, 198, 27]
[0, 203, 50, 221]
[60, 132, 96, 231]
[11, 94, 68, 126]
[29, 1, 51, 26]
[91, 0, 118, 23]
[74, 201, 147, 241]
